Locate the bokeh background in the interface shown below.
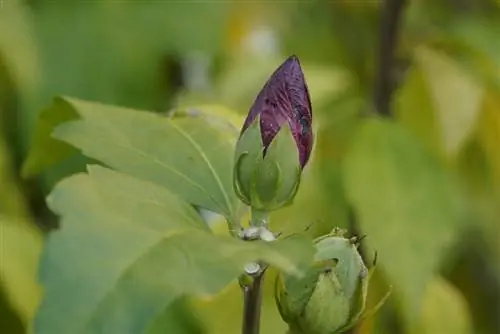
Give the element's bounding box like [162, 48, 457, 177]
[1, 0, 499, 333]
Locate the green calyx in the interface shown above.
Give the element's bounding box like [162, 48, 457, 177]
[233, 116, 301, 212]
[275, 228, 392, 334]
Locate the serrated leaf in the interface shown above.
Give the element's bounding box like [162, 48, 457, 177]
[35, 166, 314, 334]
[50, 165, 209, 233]
[21, 98, 80, 178]
[28, 96, 244, 225]
[342, 119, 464, 326]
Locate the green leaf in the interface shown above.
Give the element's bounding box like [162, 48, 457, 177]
[31, 1, 231, 111]
[0, 135, 30, 220]
[475, 94, 500, 279]
[169, 105, 245, 139]
[0, 0, 40, 97]
[395, 47, 483, 156]
[146, 297, 204, 334]
[342, 119, 464, 327]
[21, 98, 80, 178]
[18, 1, 232, 185]
[416, 47, 483, 155]
[50, 165, 209, 232]
[477, 93, 500, 193]
[27, 96, 244, 224]
[0, 100, 43, 332]
[0, 0, 41, 167]
[35, 166, 314, 334]
[444, 17, 500, 92]
[417, 277, 472, 334]
[0, 216, 43, 330]
[394, 65, 443, 155]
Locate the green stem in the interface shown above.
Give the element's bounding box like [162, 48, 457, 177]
[241, 208, 270, 334]
[250, 208, 269, 227]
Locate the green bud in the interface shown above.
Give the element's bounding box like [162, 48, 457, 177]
[275, 228, 390, 334]
[233, 116, 301, 212]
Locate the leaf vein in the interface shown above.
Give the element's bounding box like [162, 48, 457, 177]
[169, 121, 234, 216]
[95, 117, 228, 216]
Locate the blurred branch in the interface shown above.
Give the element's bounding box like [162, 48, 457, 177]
[373, 0, 407, 117]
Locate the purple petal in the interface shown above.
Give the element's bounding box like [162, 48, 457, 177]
[241, 55, 313, 168]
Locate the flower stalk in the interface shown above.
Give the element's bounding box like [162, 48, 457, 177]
[250, 208, 269, 227]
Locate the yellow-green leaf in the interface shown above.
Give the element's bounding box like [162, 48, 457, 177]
[21, 98, 79, 178]
[35, 166, 314, 334]
[342, 118, 464, 327]
[28, 97, 245, 225]
[0, 216, 43, 329]
[417, 277, 472, 334]
[416, 47, 483, 155]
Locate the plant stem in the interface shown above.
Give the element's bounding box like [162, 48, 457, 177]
[242, 271, 266, 334]
[240, 208, 270, 334]
[373, 0, 407, 117]
[250, 208, 269, 227]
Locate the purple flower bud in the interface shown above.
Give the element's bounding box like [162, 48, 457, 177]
[240, 55, 313, 168]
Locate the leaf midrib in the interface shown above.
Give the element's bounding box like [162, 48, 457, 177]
[169, 120, 234, 215]
[73, 115, 232, 217]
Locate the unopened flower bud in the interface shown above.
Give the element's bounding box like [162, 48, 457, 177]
[275, 228, 389, 334]
[233, 55, 313, 212]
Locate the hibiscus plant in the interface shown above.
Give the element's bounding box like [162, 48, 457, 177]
[24, 55, 388, 334]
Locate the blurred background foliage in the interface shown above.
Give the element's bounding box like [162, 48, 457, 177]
[0, 0, 499, 333]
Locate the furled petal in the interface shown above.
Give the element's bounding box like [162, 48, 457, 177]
[240, 55, 313, 168]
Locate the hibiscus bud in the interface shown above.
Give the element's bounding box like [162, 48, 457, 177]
[275, 228, 390, 334]
[233, 55, 313, 212]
